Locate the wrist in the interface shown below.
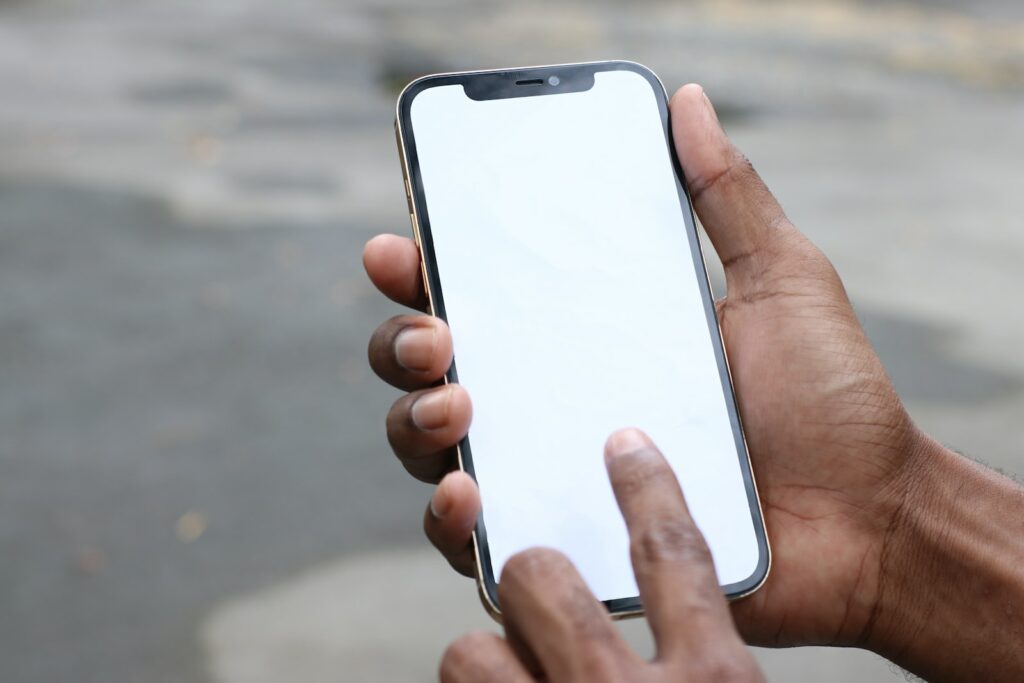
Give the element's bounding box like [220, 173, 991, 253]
[863, 432, 1024, 681]
[860, 431, 957, 654]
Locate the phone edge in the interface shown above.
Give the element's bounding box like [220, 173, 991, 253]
[394, 110, 505, 623]
[393, 60, 771, 622]
[653, 66, 774, 602]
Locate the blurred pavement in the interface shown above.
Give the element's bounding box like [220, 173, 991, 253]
[1, 1, 1022, 681]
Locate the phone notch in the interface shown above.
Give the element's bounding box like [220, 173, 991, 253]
[465, 68, 595, 101]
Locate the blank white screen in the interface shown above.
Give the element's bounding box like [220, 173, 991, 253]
[410, 69, 760, 602]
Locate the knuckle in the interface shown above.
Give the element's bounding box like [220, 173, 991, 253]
[632, 516, 711, 566]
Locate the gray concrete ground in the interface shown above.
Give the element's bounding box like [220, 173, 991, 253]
[0, 1, 1022, 681]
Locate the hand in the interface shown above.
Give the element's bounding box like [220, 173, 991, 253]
[364, 84, 925, 648]
[439, 429, 766, 683]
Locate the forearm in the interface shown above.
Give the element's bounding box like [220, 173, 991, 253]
[868, 436, 1024, 682]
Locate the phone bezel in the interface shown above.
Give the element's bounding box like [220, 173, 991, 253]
[395, 60, 770, 620]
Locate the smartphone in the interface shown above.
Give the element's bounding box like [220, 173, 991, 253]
[395, 61, 769, 619]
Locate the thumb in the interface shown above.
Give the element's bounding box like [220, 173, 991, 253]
[670, 84, 793, 295]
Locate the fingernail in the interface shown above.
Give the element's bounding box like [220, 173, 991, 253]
[411, 388, 451, 431]
[395, 325, 437, 372]
[605, 428, 653, 460]
[430, 485, 452, 519]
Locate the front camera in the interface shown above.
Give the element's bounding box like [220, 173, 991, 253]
[548, 75, 560, 86]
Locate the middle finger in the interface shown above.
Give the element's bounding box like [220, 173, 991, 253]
[368, 314, 453, 391]
[498, 548, 640, 682]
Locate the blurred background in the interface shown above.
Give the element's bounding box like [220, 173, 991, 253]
[1, 0, 1022, 681]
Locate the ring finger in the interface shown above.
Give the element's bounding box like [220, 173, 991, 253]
[386, 384, 472, 482]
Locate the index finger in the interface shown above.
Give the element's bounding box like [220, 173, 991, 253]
[362, 234, 429, 311]
[604, 428, 737, 662]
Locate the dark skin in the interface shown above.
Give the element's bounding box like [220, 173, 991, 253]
[365, 84, 1024, 681]
[440, 429, 767, 683]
